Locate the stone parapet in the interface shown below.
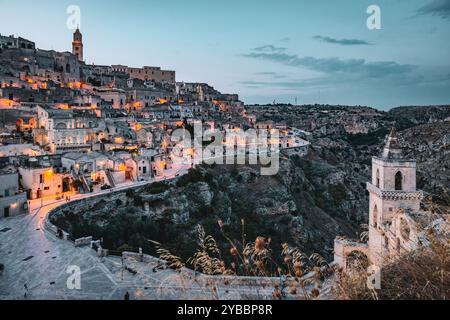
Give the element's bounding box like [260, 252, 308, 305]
[367, 182, 423, 200]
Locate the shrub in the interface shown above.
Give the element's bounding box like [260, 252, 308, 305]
[176, 169, 204, 188]
[146, 181, 170, 194]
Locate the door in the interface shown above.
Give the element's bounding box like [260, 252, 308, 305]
[4, 206, 10, 218]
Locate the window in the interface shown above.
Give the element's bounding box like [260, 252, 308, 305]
[395, 171, 403, 190]
[376, 169, 380, 187]
[39, 174, 44, 184]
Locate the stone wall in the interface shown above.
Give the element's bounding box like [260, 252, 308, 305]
[122, 252, 319, 290]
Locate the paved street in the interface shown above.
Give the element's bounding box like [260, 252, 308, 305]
[0, 167, 186, 300]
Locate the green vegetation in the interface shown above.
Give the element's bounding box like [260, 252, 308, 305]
[346, 128, 389, 147]
[145, 181, 171, 194]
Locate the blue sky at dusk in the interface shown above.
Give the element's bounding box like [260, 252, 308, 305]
[1, 0, 449, 109]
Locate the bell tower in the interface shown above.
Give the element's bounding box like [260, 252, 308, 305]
[367, 128, 423, 266]
[72, 27, 83, 62]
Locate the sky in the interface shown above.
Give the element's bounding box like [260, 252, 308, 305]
[0, 0, 449, 110]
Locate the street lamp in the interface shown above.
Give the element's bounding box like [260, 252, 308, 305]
[40, 182, 43, 208]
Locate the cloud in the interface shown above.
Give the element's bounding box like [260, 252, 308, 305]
[417, 0, 450, 19]
[313, 35, 372, 46]
[280, 37, 291, 42]
[240, 79, 331, 90]
[254, 71, 288, 79]
[242, 52, 416, 79]
[252, 45, 287, 53]
[255, 71, 277, 75]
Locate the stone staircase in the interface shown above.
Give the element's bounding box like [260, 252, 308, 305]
[105, 170, 116, 188]
[75, 173, 91, 193]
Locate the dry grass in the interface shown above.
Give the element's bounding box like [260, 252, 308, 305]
[333, 229, 450, 300]
[150, 220, 333, 299]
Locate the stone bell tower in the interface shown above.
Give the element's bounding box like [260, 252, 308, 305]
[72, 27, 83, 62]
[366, 128, 423, 266]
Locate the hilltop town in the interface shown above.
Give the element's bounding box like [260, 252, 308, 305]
[0, 30, 312, 218]
[0, 30, 449, 300]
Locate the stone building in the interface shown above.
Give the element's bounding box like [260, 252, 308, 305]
[112, 65, 175, 85]
[19, 163, 63, 200]
[0, 166, 28, 218]
[96, 88, 127, 109]
[0, 34, 35, 50]
[126, 87, 176, 108]
[34, 105, 99, 153]
[334, 128, 425, 269]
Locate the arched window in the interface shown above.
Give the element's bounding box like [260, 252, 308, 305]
[373, 205, 378, 228]
[376, 169, 380, 187]
[395, 171, 403, 190]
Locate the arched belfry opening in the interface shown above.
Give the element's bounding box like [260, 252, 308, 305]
[395, 171, 403, 191]
[376, 169, 380, 187]
[373, 205, 378, 228]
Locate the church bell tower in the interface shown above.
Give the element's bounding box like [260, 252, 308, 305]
[72, 27, 83, 62]
[366, 128, 423, 266]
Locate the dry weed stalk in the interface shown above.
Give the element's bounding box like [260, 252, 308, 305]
[150, 220, 331, 300]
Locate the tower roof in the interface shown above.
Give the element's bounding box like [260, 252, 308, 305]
[73, 27, 82, 42]
[382, 127, 403, 159]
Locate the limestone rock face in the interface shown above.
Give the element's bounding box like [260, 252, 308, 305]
[190, 182, 214, 207]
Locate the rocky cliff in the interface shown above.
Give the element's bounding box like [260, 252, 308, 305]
[51, 105, 450, 264]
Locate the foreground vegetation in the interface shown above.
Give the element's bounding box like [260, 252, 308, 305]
[334, 230, 449, 300]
